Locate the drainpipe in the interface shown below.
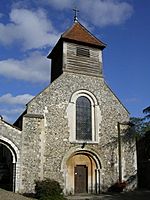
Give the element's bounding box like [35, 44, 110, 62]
[117, 121, 134, 183]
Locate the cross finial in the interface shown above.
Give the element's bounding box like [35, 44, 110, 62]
[73, 8, 79, 22]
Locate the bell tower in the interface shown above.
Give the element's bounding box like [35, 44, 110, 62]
[47, 21, 106, 82]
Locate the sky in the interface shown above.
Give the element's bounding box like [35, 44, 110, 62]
[0, 0, 149, 123]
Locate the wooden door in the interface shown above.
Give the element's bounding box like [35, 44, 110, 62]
[74, 165, 88, 193]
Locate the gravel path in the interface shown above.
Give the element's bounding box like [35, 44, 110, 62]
[0, 188, 36, 200]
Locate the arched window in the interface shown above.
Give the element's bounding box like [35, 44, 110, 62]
[76, 96, 92, 140]
[66, 90, 102, 143]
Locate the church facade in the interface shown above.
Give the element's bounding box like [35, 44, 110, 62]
[0, 21, 137, 194]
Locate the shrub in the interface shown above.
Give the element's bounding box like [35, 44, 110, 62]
[108, 181, 127, 193]
[35, 179, 66, 200]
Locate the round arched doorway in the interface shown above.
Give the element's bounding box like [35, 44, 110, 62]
[0, 143, 15, 191]
[65, 150, 101, 195]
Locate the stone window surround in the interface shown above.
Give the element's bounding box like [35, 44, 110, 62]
[66, 89, 102, 144]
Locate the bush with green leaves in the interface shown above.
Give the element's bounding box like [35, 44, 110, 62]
[35, 179, 66, 200]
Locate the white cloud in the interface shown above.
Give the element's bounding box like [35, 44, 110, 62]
[1, 114, 13, 123]
[125, 97, 140, 103]
[0, 107, 26, 123]
[43, 0, 73, 9]
[45, 0, 133, 26]
[0, 8, 60, 50]
[0, 13, 3, 18]
[81, 0, 133, 26]
[0, 1, 133, 50]
[0, 51, 50, 82]
[0, 93, 33, 123]
[0, 93, 34, 105]
[0, 107, 25, 115]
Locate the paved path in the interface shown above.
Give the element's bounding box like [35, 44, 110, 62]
[67, 190, 150, 200]
[0, 189, 150, 200]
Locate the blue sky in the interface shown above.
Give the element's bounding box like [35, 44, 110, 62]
[0, 0, 149, 123]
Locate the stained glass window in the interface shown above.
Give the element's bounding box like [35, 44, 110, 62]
[76, 96, 92, 140]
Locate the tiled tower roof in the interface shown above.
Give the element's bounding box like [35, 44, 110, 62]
[61, 21, 106, 49]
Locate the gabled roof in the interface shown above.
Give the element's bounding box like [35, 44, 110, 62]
[61, 21, 106, 49]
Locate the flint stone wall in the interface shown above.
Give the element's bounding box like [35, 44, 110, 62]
[0, 118, 21, 149]
[21, 72, 136, 193]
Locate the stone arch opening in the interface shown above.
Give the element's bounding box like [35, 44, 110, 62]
[0, 138, 18, 192]
[62, 149, 102, 195]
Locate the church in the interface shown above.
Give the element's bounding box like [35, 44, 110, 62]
[0, 17, 137, 195]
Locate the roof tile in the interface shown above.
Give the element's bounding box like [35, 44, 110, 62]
[61, 21, 106, 49]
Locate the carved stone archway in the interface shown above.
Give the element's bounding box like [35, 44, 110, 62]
[61, 147, 102, 195]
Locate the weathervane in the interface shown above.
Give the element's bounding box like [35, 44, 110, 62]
[73, 7, 79, 22]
